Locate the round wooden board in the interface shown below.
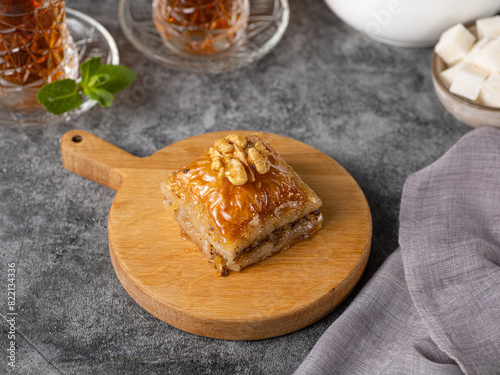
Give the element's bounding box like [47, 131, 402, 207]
[61, 130, 372, 340]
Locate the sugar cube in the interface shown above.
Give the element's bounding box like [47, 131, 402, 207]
[479, 72, 500, 108]
[476, 16, 500, 39]
[434, 23, 476, 65]
[440, 61, 465, 88]
[463, 37, 491, 63]
[473, 37, 500, 74]
[449, 64, 488, 101]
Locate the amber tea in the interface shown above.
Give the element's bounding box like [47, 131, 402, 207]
[152, 0, 249, 56]
[0, 0, 78, 105]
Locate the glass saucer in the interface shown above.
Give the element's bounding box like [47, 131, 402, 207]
[0, 8, 120, 127]
[118, 0, 290, 74]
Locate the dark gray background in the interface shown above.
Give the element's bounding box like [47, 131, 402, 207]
[1, 0, 471, 374]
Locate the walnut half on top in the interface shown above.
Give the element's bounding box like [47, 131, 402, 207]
[209, 134, 271, 186]
[161, 133, 323, 276]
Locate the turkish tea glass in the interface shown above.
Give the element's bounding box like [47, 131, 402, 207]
[0, 0, 78, 119]
[152, 0, 249, 56]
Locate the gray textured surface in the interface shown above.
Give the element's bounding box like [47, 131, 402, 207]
[1, 0, 471, 374]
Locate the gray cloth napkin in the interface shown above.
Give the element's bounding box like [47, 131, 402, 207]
[294, 126, 500, 375]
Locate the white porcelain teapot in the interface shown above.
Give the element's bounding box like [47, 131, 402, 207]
[324, 0, 500, 47]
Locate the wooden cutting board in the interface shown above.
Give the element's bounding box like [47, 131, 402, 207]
[61, 129, 372, 340]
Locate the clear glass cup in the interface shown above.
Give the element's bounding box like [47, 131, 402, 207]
[0, 0, 79, 115]
[152, 0, 249, 56]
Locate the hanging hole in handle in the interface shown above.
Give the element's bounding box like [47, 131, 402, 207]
[72, 135, 82, 143]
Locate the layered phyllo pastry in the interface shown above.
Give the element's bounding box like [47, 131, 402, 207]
[161, 133, 323, 276]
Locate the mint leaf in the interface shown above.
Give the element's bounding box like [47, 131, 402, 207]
[37, 57, 136, 115]
[88, 73, 110, 88]
[93, 64, 136, 93]
[80, 57, 101, 87]
[83, 87, 114, 107]
[36, 79, 82, 115]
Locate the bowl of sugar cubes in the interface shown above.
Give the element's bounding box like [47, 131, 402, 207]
[431, 15, 500, 128]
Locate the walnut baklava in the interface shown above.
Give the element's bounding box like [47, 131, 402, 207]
[161, 133, 323, 276]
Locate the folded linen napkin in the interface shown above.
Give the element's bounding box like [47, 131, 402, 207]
[294, 126, 500, 375]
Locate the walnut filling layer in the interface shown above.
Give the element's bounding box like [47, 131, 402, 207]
[164, 191, 323, 276]
[218, 209, 323, 275]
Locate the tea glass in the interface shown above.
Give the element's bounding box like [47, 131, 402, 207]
[152, 0, 250, 56]
[0, 0, 79, 121]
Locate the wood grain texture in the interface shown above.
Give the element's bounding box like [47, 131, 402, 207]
[60, 129, 372, 340]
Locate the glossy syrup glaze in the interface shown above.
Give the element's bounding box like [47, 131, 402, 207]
[167, 136, 309, 241]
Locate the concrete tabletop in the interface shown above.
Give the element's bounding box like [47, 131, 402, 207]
[1, 0, 472, 373]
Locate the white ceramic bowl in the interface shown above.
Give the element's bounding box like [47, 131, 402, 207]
[431, 23, 500, 128]
[324, 0, 500, 47]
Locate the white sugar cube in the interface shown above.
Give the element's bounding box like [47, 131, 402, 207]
[435, 23, 476, 65]
[463, 37, 491, 63]
[476, 16, 500, 39]
[449, 64, 488, 101]
[440, 61, 466, 88]
[479, 72, 500, 108]
[473, 38, 500, 74]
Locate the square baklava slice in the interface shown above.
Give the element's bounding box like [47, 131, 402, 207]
[161, 133, 323, 276]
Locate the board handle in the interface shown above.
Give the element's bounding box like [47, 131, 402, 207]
[60, 129, 139, 191]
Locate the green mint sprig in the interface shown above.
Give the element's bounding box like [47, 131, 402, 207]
[37, 57, 136, 115]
